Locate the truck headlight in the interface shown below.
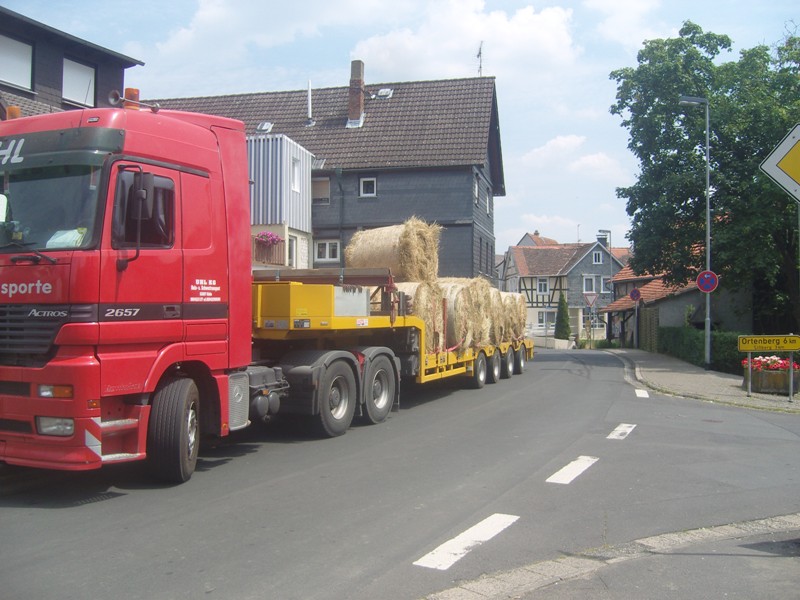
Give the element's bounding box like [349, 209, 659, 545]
[38, 384, 74, 398]
[35, 417, 75, 436]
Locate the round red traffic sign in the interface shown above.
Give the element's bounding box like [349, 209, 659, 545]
[696, 270, 719, 293]
[629, 288, 641, 301]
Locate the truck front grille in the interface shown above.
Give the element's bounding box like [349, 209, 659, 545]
[0, 304, 68, 367]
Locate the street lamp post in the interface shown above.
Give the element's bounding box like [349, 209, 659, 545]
[679, 95, 712, 370]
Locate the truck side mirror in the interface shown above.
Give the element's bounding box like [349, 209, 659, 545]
[132, 172, 155, 220]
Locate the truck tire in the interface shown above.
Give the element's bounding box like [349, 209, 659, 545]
[487, 349, 501, 384]
[318, 360, 356, 437]
[469, 351, 487, 389]
[514, 346, 527, 374]
[363, 355, 396, 424]
[501, 346, 515, 379]
[147, 377, 199, 483]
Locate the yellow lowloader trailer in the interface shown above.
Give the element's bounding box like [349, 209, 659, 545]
[250, 268, 534, 437]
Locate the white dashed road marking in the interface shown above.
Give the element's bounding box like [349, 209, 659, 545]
[545, 455, 599, 484]
[635, 389, 649, 397]
[413, 513, 520, 571]
[607, 423, 637, 440]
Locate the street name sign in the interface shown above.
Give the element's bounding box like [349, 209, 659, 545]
[760, 123, 800, 202]
[738, 334, 800, 352]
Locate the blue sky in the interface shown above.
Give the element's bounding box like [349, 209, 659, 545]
[5, 0, 797, 251]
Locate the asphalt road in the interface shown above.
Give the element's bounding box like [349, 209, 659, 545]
[1, 350, 799, 600]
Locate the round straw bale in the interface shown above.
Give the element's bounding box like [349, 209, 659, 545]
[438, 281, 473, 350]
[345, 217, 442, 281]
[487, 287, 506, 344]
[395, 281, 444, 353]
[500, 291, 527, 341]
[439, 277, 493, 347]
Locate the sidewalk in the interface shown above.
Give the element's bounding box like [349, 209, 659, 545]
[606, 348, 800, 413]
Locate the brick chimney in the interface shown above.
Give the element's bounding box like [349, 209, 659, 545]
[347, 59, 365, 128]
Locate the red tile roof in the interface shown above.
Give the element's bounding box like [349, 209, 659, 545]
[602, 276, 696, 312]
[510, 243, 596, 277]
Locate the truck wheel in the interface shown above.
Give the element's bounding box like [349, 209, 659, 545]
[501, 346, 515, 379]
[469, 352, 487, 389]
[514, 347, 527, 374]
[318, 361, 356, 437]
[147, 377, 199, 483]
[363, 355, 396, 424]
[487, 350, 501, 383]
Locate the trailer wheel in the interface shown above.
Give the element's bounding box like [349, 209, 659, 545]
[363, 355, 396, 424]
[469, 351, 487, 389]
[487, 350, 501, 384]
[147, 377, 199, 483]
[318, 360, 356, 437]
[514, 346, 527, 374]
[501, 346, 515, 379]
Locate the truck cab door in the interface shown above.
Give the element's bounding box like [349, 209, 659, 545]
[97, 164, 183, 391]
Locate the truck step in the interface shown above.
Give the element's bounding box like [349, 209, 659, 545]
[101, 452, 145, 463]
[99, 418, 139, 434]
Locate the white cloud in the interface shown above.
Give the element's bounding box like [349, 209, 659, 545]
[521, 135, 586, 168]
[582, 0, 669, 49]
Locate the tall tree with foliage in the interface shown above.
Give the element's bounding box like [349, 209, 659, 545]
[554, 293, 571, 340]
[610, 21, 800, 332]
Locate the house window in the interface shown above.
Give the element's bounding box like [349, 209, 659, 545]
[583, 276, 595, 293]
[0, 34, 32, 90]
[593, 251, 603, 264]
[537, 311, 557, 327]
[602, 276, 612, 294]
[474, 174, 480, 206]
[359, 177, 377, 197]
[312, 178, 330, 205]
[537, 278, 548, 294]
[487, 192, 493, 215]
[291, 159, 300, 192]
[315, 239, 339, 262]
[63, 58, 96, 106]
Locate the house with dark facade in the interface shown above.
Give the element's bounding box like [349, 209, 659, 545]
[151, 60, 505, 279]
[0, 6, 142, 119]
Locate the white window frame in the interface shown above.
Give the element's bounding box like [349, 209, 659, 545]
[487, 191, 492, 215]
[474, 175, 480, 206]
[593, 250, 603, 264]
[62, 58, 96, 106]
[315, 239, 340, 262]
[0, 34, 33, 90]
[537, 277, 548, 294]
[291, 159, 300, 192]
[601, 276, 612, 294]
[583, 276, 595, 293]
[359, 177, 377, 198]
[288, 235, 297, 268]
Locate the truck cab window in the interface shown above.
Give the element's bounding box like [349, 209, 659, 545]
[112, 171, 175, 248]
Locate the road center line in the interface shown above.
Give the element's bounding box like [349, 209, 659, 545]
[635, 389, 649, 398]
[413, 513, 520, 571]
[546, 456, 599, 484]
[607, 423, 637, 440]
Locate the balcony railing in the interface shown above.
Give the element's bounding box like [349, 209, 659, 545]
[252, 237, 285, 266]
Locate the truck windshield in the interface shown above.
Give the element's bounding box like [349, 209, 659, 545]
[0, 163, 99, 251]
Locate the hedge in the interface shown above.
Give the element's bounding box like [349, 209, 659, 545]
[658, 327, 744, 375]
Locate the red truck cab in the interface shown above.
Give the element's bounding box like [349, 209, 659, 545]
[0, 105, 254, 481]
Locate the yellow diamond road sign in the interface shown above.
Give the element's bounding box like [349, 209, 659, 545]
[761, 123, 800, 202]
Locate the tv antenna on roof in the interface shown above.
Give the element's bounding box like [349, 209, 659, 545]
[477, 41, 483, 76]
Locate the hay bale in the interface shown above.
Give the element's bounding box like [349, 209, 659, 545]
[439, 281, 473, 350]
[345, 217, 442, 281]
[488, 287, 505, 344]
[500, 291, 527, 341]
[395, 281, 444, 353]
[439, 277, 493, 348]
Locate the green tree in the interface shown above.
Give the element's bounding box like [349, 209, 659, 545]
[554, 293, 571, 340]
[610, 21, 800, 332]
